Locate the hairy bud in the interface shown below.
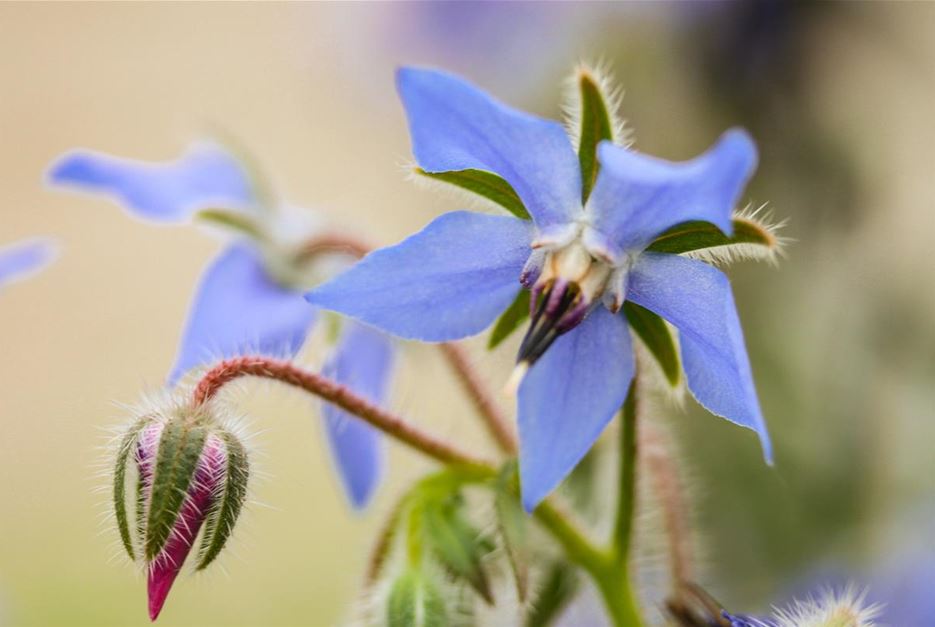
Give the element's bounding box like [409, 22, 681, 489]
[112, 401, 249, 621]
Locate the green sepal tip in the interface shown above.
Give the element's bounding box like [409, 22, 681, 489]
[575, 69, 616, 204]
[413, 167, 530, 220]
[488, 289, 530, 350]
[646, 217, 779, 257]
[623, 302, 681, 386]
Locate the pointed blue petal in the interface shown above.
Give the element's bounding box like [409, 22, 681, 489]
[47, 142, 254, 223]
[627, 252, 772, 461]
[518, 308, 634, 511]
[322, 322, 395, 509]
[397, 67, 581, 232]
[169, 244, 316, 384]
[0, 239, 57, 289]
[584, 130, 757, 261]
[306, 211, 533, 342]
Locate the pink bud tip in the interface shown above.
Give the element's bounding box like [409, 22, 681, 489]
[145, 436, 226, 621]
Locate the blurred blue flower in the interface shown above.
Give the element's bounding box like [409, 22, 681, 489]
[0, 238, 56, 290]
[48, 143, 393, 508]
[307, 67, 770, 511]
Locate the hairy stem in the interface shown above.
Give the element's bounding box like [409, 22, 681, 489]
[191, 356, 491, 471]
[438, 342, 517, 454]
[642, 421, 694, 593]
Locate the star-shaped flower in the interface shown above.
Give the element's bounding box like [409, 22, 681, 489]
[307, 67, 774, 511]
[48, 142, 393, 509]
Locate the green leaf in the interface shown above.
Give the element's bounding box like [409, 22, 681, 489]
[645, 217, 778, 257]
[112, 416, 154, 561]
[561, 446, 601, 519]
[495, 467, 530, 601]
[144, 419, 208, 560]
[414, 168, 530, 220]
[488, 289, 530, 350]
[623, 302, 681, 386]
[194, 208, 268, 242]
[576, 71, 616, 203]
[387, 570, 447, 627]
[423, 498, 495, 604]
[525, 561, 580, 627]
[196, 429, 249, 570]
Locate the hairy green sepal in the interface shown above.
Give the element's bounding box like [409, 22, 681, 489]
[144, 417, 209, 560]
[623, 302, 681, 386]
[646, 218, 775, 255]
[525, 561, 580, 627]
[488, 289, 530, 350]
[495, 466, 530, 601]
[414, 168, 530, 220]
[387, 569, 447, 627]
[576, 72, 616, 204]
[113, 416, 155, 561]
[423, 496, 495, 604]
[196, 429, 249, 570]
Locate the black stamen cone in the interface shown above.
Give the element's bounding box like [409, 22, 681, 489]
[517, 283, 581, 366]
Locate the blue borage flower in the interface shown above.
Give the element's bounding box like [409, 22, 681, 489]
[0, 238, 56, 290]
[47, 143, 393, 509]
[307, 66, 772, 511]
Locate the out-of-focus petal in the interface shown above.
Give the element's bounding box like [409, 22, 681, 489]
[627, 252, 771, 461]
[47, 142, 254, 223]
[0, 238, 57, 288]
[322, 321, 395, 509]
[169, 244, 316, 384]
[518, 307, 634, 511]
[306, 211, 533, 342]
[584, 130, 757, 262]
[397, 67, 582, 233]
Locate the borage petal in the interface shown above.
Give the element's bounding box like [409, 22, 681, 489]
[627, 253, 771, 461]
[169, 244, 316, 384]
[322, 322, 395, 509]
[397, 67, 581, 233]
[306, 211, 533, 342]
[47, 142, 254, 223]
[0, 239, 56, 288]
[518, 307, 634, 511]
[584, 130, 757, 261]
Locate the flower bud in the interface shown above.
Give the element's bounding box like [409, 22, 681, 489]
[112, 402, 249, 621]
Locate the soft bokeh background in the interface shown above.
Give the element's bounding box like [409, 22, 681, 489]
[2, 2, 934, 625]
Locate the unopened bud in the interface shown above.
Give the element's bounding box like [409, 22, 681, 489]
[112, 401, 249, 621]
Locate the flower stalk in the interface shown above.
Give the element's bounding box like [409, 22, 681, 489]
[191, 356, 491, 472]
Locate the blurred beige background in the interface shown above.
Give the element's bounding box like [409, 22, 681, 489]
[2, 3, 935, 626]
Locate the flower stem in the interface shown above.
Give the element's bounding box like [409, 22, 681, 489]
[293, 232, 374, 264]
[613, 379, 639, 565]
[438, 342, 517, 454]
[191, 356, 491, 472]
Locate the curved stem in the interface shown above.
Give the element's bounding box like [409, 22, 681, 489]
[438, 342, 517, 454]
[293, 233, 374, 264]
[191, 356, 491, 472]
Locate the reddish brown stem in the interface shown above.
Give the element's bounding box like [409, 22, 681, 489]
[192, 356, 490, 470]
[641, 420, 694, 590]
[293, 233, 374, 264]
[438, 342, 517, 454]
